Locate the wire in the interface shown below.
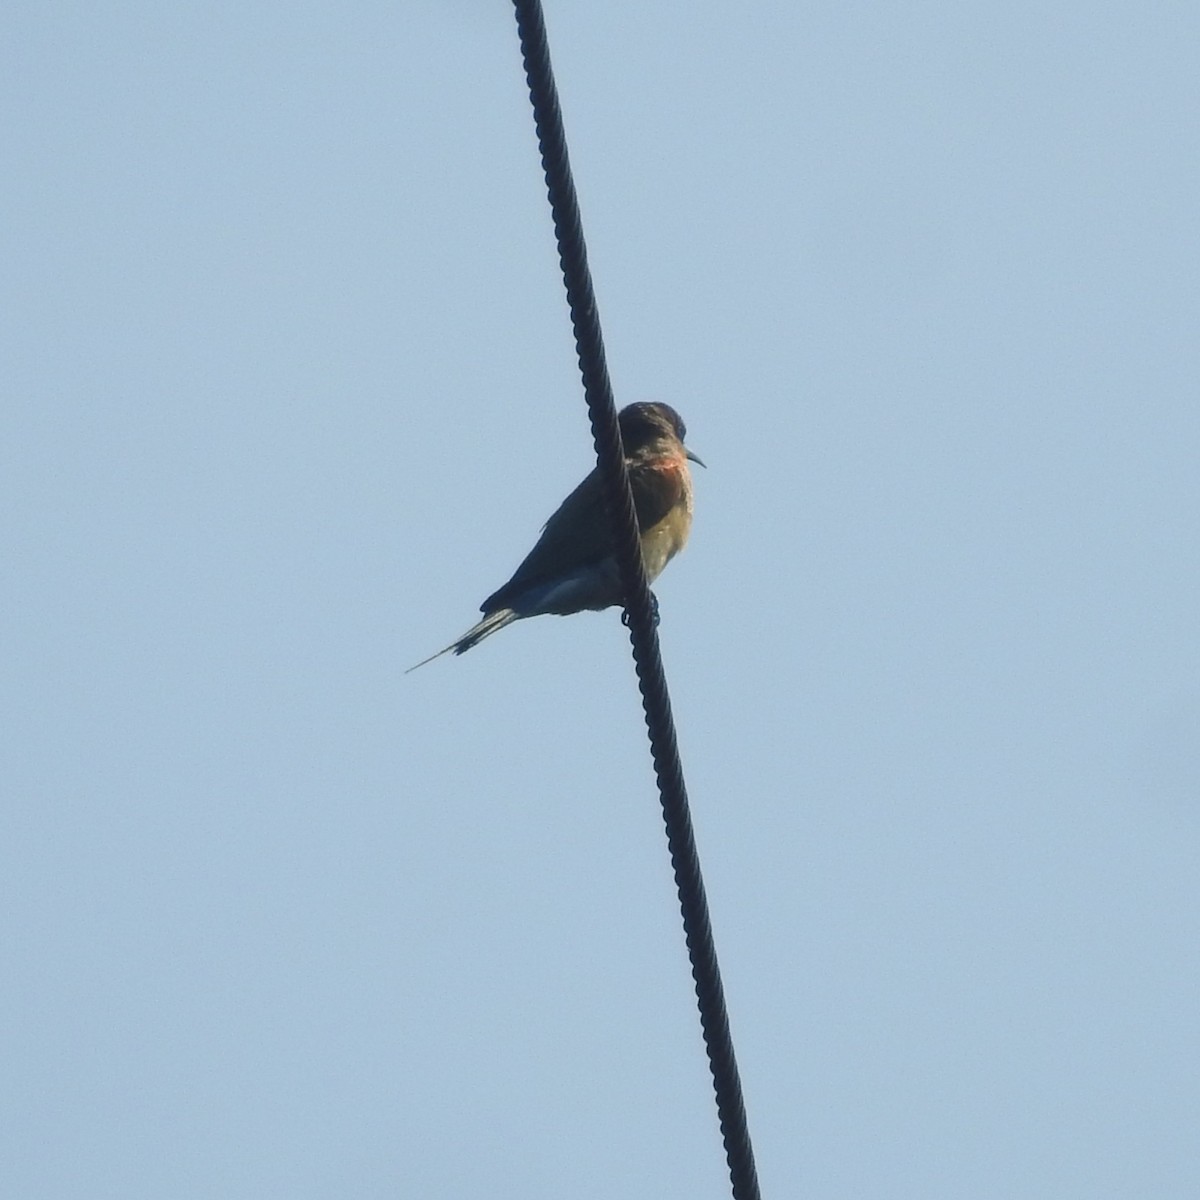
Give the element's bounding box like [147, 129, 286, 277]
[510, 5, 762, 1198]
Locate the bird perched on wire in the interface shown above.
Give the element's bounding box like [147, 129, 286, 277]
[408, 402, 703, 671]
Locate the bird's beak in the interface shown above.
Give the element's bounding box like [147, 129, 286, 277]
[686, 448, 707, 468]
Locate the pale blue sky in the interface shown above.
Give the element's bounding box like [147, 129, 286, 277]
[4, 3, 1199, 1197]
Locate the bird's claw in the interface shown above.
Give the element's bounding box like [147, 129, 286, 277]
[621, 592, 661, 629]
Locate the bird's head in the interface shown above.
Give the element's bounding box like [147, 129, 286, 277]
[618, 402, 705, 467]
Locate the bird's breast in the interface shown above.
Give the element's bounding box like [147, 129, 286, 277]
[639, 464, 694, 582]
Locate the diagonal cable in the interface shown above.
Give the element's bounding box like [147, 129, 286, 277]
[511, 5, 762, 1198]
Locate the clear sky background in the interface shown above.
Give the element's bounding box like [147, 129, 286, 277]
[4, 2, 1199, 1197]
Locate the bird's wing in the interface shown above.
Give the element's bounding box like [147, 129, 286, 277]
[481, 468, 608, 612]
[481, 459, 685, 613]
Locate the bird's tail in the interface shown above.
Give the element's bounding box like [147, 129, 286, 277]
[405, 608, 520, 673]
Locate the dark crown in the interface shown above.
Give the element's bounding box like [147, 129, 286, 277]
[618, 402, 687, 447]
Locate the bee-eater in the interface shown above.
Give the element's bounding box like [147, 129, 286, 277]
[408, 402, 702, 670]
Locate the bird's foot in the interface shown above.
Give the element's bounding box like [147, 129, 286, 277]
[621, 592, 661, 629]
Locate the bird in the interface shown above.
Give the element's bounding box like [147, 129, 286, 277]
[407, 402, 703, 671]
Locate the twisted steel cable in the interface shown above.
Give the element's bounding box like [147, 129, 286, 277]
[511, 5, 762, 1197]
